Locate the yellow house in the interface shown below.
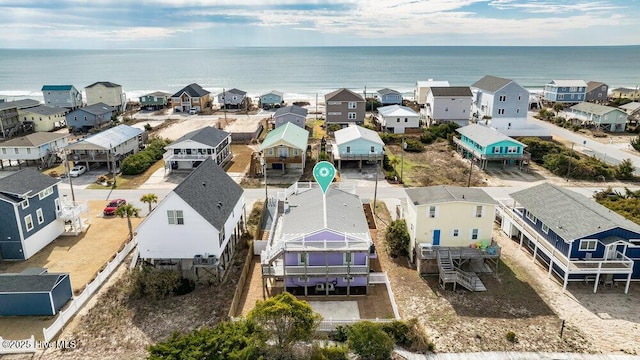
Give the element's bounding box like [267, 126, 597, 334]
[19, 105, 68, 132]
[611, 87, 640, 101]
[259, 123, 309, 174]
[84, 81, 125, 110]
[404, 186, 496, 263]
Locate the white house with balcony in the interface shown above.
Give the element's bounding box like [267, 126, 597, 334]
[163, 126, 232, 174]
[65, 124, 144, 171]
[0, 132, 69, 169]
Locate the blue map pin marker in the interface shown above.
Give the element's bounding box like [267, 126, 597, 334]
[313, 161, 336, 194]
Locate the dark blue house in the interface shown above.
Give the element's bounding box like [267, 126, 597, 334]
[65, 102, 113, 132]
[498, 183, 640, 294]
[0, 169, 65, 260]
[0, 268, 72, 316]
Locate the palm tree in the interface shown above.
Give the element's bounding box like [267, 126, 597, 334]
[115, 203, 140, 240]
[140, 193, 158, 213]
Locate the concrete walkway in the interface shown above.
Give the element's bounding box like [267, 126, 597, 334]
[395, 350, 640, 360]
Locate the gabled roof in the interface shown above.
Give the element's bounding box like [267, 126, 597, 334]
[0, 273, 68, 293]
[281, 187, 369, 235]
[169, 126, 230, 148]
[430, 86, 472, 97]
[173, 158, 243, 231]
[225, 88, 247, 96]
[21, 105, 68, 116]
[334, 125, 384, 146]
[41, 85, 75, 91]
[274, 105, 308, 118]
[67, 124, 142, 151]
[0, 168, 59, 200]
[571, 102, 624, 116]
[0, 132, 68, 147]
[171, 83, 210, 98]
[471, 75, 513, 92]
[260, 122, 309, 151]
[548, 80, 587, 87]
[586, 81, 607, 92]
[377, 88, 401, 96]
[85, 81, 121, 88]
[456, 124, 525, 148]
[261, 90, 283, 97]
[511, 183, 640, 242]
[0, 99, 41, 111]
[406, 186, 496, 206]
[73, 102, 113, 116]
[377, 105, 418, 117]
[613, 87, 637, 93]
[325, 88, 364, 102]
[141, 91, 171, 98]
[416, 80, 450, 88]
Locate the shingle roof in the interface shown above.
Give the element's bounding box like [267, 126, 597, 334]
[471, 75, 513, 92]
[510, 183, 640, 242]
[0, 273, 67, 293]
[169, 126, 230, 148]
[281, 187, 369, 235]
[173, 157, 243, 231]
[377, 88, 401, 96]
[430, 86, 472, 97]
[377, 105, 418, 117]
[548, 80, 587, 87]
[85, 81, 121, 88]
[0, 132, 68, 147]
[405, 186, 496, 205]
[325, 88, 364, 102]
[613, 87, 636, 93]
[41, 85, 74, 91]
[171, 83, 210, 98]
[274, 105, 308, 118]
[0, 168, 60, 199]
[75, 102, 114, 116]
[570, 102, 622, 116]
[456, 124, 525, 148]
[334, 125, 384, 146]
[0, 99, 41, 111]
[226, 88, 247, 96]
[260, 122, 309, 151]
[21, 105, 68, 116]
[586, 81, 606, 92]
[66, 124, 142, 151]
[142, 91, 171, 98]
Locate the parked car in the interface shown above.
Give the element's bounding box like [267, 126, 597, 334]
[103, 199, 127, 216]
[189, 109, 198, 115]
[69, 165, 86, 177]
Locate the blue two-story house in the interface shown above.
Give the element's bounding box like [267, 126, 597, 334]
[65, 102, 114, 133]
[453, 124, 530, 170]
[260, 90, 284, 109]
[376, 88, 403, 105]
[498, 183, 640, 294]
[543, 80, 587, 104]
[0, 169, 65, 260]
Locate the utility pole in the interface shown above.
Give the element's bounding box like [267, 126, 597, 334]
[373, 157, 379, 214]
[401, 136, 406, 183]
[315, 93, 318, 121]
[63, 150, 76, 202]
[566, 142, 574, 181]
[110, 143, 117, 188]
[222, 88, 227, 123]
[466, 156, 474, 188]
[261, 154, 267, 200]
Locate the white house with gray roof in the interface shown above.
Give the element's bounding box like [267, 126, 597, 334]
[137, 158, 245, 281]
[0, 132, 70, 169]
[570, 102, 628, 132]
[376, 105, 420, 134]
[415, 79, 450, 106]
[163, 126, 232, 174]
[218, 88, 247, 109]
[471, 75, 529, 129]
[273, 105, 308, 129]
[84, 81, 126, 111]
[424, 87, 473, 127]
[332, 124, 384, 170]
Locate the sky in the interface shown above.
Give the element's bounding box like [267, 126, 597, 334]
[1, 0, 639, 48]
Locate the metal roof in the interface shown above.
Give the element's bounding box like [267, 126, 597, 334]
[0, 168, 60, 199]
[377, 88, 401, 96]
[274, 105, 308, 118]
[471, 75, 513, 92]
[260, 122, 309, 151]
[456, 124, 525, 148]
[21, 105, 68, 116]
[548, 80, 588, 87]
[377, 105, 418, 117]
[570, 102, 624, 116]
[511, 183, 640, 242]
[171, 83, 210, 98]
[67, 124, 142, 151]
[405, 186, 496, 205]
[430, 86, 472, 97]
[0, 132, 69, 147]
[41, 85, 74, 91]
[168, 126, 230, 148]
[334, 125, 384, 146]
[325, 88, 364, 102]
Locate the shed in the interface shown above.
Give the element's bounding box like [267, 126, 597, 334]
[0, 268, 73, 316]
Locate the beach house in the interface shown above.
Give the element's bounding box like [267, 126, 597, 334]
[585, 81, 609, 103]
[0, 132, 69, 169]
[136, 158, 245, 281]
[41, 85, 83, 109]
[171, 83, 211, 114]
[332, 124, 384, 170]
[218, 88, 247, 110]
[424, 87, 472, 127]
[260, 90, 284, 109]
[324, 88, 365, 126]
[65, 124, 144, 171]
[163, 126, 232, 173]
[19, 105, 68, 132]
[453, 124, 530, 170]
[260, 186, 373, 296]
[0, 268, 73, 316]
[543, 80, 587, 104]
[415, 79, 450, 107]
[376, 88, 403, 105]
[0, 99, 40, 138]
[611, 87, 640, 101]
[84, 81, 126, 111]
[497, 183, 640, 293]
[569, 102, 628, 132]
[471, 75, 529, 128]
[273, 105, 308, 129]
[65, 102, 114, 133]
[139, 91, 171, 110]
[376, 105, 420, 134]
[259, 122, 309, 174]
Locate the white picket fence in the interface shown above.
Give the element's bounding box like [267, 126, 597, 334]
[370, 272, 401, 320]
[42, 237, 138, 343]
[317, 318, 396, 331]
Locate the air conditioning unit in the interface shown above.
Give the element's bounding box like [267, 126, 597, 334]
[315, 283, 325, 292]
[193, 254, 203, 264]
[206, 255, 217, 265]
[327, 283, 335, 292]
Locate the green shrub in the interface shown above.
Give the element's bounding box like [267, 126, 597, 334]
[404, 138, 424, 152]
[385, 219, 410, 258]
[327, 124, 341, 133]
[121, 137, 170, 175]
[420, 123, 459, 144]
[318, 151, 330, 161]
[330, 325, 351, 342]
[309, 343, 349, 360]
[380, 132, 401, 145]
[382, 319, 434, 353]
[347, 321, 394, 360]
[144, 123, 152, 131]
[129, 265, 193, 300]
[506, 331, 518, 343]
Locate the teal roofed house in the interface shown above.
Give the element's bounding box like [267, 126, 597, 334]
[453, 124, 530, 169]
[259, 122, 309, 174]
[41, 85, 82, 109]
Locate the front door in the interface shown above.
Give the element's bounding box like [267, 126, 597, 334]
[606, 244, 626, 260]
[432, 230, 441, 246]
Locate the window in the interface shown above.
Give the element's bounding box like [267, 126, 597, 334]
[475, 206, 483, 218]
[404, 118, 408, 122]
[370, 146, 375, 153]
[428, 206, 436, 218]
[344, 252, 352, 265]
[518, 95, 521, 100]
[526, 211, 537, 224]
[541, 224, 549, 234]
[346, 146, 351, 153]
[579, 239, 597, 251]
[452, 229, 459, 237]
[38, 187, 53, 200]
[21, 199, 29, 209]
[570, 87, 577, 92]
[219, 228, 225, 246]
[516, 108, 520, 114]
[1, 149, 5, 155]
[293, 149, 298, 156]
[167, 210, 184, 225]
[55, 198, 61, 213]
[299, 253, 307, 265]
[348, 112, 356, 120]
[397, 118, 400, 123]
[471, 229, 479, 240]
[268, 148, 273, 156]
[497, 109, 505, 115]
[558, 94, 564, 100]
[507, 146, 518, 153]
[348, 102, 357, 109]
[36, 208, 44, 224]
[14, 148, 19, 154]
[493, 147, 501, 153]
[25, 215, 34, 232]
[499, 95, 506, 102]
[27, 148, 31, 155]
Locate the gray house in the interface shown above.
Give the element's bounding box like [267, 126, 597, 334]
[41, 85, 83, 109]
[65, 102, 114, 132]
[376, 88, 402, 105]
[585, 81, 609, 103]
[471, 75, 529, 130]
[324, 88, 365, 126]
[570, 102, 628, 132]
[273, 105, 308, 129]
[0, 99, 40, 138]
[260, 90, 284, 109]
[218, 88, 247, 109]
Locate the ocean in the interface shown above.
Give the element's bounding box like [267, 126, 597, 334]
[0, 46, 639, 102]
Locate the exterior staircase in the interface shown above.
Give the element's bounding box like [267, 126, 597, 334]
[437, 248, 486, 292]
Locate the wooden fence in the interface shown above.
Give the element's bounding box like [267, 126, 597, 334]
[228, 241, 255, 319]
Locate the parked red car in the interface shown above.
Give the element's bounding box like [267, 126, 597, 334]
[103, 199, 126, 216]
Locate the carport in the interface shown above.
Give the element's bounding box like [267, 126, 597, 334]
[0, 268, 73, 316]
